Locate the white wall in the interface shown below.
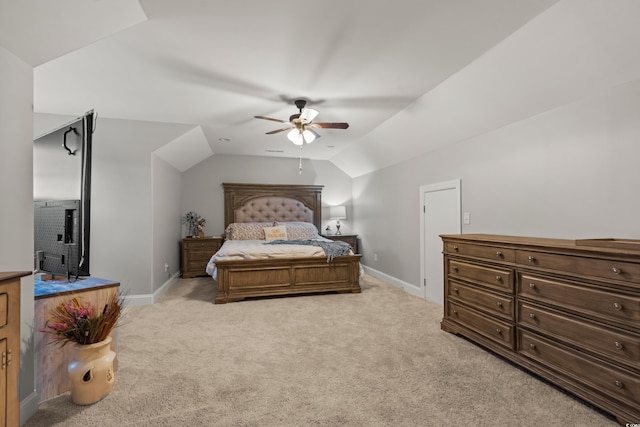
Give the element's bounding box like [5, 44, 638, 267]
[353, 78, 640, 288]
[0, 46, 38, 423]
[151, 154, 182, 292]
[180, 154, 354, 237]
[78, 117, 191, 297]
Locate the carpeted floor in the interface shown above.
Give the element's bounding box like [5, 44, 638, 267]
[24, 274, 618, 426]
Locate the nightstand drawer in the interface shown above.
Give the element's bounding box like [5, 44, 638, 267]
[182, 239, 221, 250]
[322, 234, 358, 253]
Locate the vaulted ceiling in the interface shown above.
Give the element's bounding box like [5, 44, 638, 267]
[3, 0, 640, 177]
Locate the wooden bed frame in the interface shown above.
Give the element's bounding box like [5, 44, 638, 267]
[213, 183, 361, 304]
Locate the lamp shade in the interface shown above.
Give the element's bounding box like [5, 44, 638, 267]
[329, 205, 347, 220]
[287, 129, 304, 145]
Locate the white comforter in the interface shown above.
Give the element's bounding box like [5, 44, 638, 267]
[205, 238, 332, 277]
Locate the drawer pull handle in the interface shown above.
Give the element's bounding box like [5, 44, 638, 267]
[495, 276, 502, 281]
[453, 266, 459, 272]
[495, 328, 502, 335]
[527, 256, 536, 263]
[496, 251, 502, 257]
[529, 313, 536, 319]
[496, 301, 503, 307]
[615, 341, 623, 350]
[613, 302, 623, 311]
[528, 283, 536, 289]
[453, 288, 459, 293]
[453, 245, 459, 252]
[611, 267, 621, 275]
[614, 380, 624, 389]
[529, 343, 536, 350]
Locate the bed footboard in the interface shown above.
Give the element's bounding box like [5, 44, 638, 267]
[214, 255, 361, 304]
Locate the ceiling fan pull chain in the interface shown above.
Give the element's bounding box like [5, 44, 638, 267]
[299, 146, 303, 174]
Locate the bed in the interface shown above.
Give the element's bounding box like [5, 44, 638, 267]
[207, 183, 362, 304]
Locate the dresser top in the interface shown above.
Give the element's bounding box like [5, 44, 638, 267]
[0, 271, 32, 282]
[440, 234, 640, 257]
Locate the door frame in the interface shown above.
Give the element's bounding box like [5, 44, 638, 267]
[419, 179, 461, 300]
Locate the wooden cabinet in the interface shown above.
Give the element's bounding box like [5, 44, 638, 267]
[322, 234, 359, 253]
[0, 271, 29, 427]
[441, 234, 640, 425]
[181, 237, 223, 278]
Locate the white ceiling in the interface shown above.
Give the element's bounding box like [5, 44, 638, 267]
[3, 0, 640, 177]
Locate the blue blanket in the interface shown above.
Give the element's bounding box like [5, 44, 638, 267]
[266, 239, 352, 262]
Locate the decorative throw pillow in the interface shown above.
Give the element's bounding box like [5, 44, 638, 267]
[281, 221, 320, 240]
[263, 226, 288, 242]
[224, 222, 276, 240]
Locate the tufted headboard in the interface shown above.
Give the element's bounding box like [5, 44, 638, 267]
[222, 183, 324, 231]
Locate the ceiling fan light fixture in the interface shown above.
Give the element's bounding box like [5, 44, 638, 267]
[287, 129, 304, 145]
[302, 129, 317, 144]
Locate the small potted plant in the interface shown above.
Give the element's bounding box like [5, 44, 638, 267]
[41, 293, 125, 405]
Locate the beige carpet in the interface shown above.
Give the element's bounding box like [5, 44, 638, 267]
[24, 274, 618, 426]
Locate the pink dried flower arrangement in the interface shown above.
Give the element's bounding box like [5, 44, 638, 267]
[41, 293, 125, 347]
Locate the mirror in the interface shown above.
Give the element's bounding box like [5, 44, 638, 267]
[33, 110, 94, 278]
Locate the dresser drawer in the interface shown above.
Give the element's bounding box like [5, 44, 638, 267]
[445, 242, 515, 263]
[516, 250, 640, 286]
[519, 330, 640, 409]
[518, 301, 640, 368]
[449, 260, 514, 293]
[519, 274, 640, 329]
[447, 301, 515, 349]
[448, 280, 514, 321]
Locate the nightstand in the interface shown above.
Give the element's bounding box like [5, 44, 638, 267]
[322, 234, 359, 254]
[180, 236, 223, 278]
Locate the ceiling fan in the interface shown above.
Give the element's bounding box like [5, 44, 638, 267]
[254, 99, 349, 145]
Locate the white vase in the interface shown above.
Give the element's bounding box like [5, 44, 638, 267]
[67, 336, 116, 405]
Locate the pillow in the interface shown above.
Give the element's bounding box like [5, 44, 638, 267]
[224, 222, 276, 240]
[263, 226, 288, 242]
[280, 221, 320, 240]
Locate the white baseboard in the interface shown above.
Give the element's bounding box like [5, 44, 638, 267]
[361, 265, 424, 299]
[124, 272, 180, 307]
[20, 390, 39, 426]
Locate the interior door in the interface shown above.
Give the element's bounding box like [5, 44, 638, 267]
[420, 180, 461, 305]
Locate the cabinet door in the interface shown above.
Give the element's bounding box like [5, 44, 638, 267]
[0, 338, 6, 426]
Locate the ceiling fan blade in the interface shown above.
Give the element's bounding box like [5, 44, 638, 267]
[255, 115, 286, 123]
[313, 122, 349, 129]
[265, 126, 293, 135]
[299, 108, 319, 123]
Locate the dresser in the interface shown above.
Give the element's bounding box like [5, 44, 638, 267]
[441, 234, 640, 425]
[322, 234, 359, 254]
[1, 271, 29, 427]
[181, 237, 223, 278]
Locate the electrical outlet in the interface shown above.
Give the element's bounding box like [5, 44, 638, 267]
[463, 212, 470, 225]
[374, 253, 378, 262]
[164, 262, 169, 272]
